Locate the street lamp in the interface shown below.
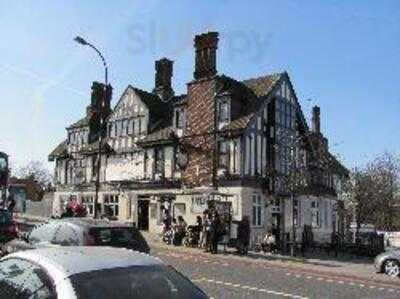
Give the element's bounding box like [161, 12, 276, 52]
[74, 35, 109, 219]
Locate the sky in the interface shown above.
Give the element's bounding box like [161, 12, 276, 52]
[0, 0, 399, 173]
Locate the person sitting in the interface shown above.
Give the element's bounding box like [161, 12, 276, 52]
[262, 230, 277, 253]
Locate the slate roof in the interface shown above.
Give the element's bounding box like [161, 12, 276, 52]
[131, 87, 171, 119]
[171, 94, 187, 106]
[242, 73, 283, 97]
[222, 114, 254, 132]
[67, 116, 90, 130]
[48, 140, 68, 161]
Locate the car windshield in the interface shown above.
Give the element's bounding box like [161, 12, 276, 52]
[70, 265, 207, 299]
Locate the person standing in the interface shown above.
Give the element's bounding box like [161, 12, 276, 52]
[237, 216, 250, 255]
[203, 211, 212, 252]
[210, 212, 221, 254]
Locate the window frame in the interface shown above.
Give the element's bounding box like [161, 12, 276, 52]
[217, 140, 229, 169]
[252, 194, 263, 227]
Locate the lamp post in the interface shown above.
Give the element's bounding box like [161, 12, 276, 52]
[74, 36, 108, 219]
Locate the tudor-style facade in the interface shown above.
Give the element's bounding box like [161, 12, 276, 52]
[49, 31, 348, 245]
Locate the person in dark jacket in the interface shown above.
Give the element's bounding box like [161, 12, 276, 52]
[237, 216, 250, 255]
[210, 212, 221, 254]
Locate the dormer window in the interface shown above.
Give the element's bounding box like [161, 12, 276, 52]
[174, 108, 185, 129]
[217, 98, 230, 123]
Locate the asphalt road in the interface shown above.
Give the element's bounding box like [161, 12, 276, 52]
[153, 247, 400, 299]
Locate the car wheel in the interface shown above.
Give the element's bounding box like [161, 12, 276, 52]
[384, 259, 400, 278]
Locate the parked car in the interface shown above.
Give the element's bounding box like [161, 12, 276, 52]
[374, 247, 400, 277]
[0, 209, 17, 243]
[0, 246, 209, 298]
[1, 218, 150, 256]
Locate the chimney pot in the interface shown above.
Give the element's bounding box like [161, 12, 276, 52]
[194, 32, 219, 80]
[312, 106, 321, 133]
[153, 58, 174, 100]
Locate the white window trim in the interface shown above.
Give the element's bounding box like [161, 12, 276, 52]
[252, 194, 263, 227]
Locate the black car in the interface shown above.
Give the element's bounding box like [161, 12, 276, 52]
[1, 218, 150, 256]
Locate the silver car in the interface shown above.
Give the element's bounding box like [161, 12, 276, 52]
[0, 246, 208, 299]
[374, 248, 400, 278]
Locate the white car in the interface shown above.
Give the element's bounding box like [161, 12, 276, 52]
[0, 246, 208, 299]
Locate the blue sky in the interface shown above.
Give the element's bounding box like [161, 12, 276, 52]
[0, 0, 399, 172]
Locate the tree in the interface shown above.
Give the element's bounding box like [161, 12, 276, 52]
[15, 161, 53, 190]
[344, 152, 400, 239]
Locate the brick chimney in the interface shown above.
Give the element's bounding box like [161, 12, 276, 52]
[312, 106, 321, 134]
[88, 81, 112, 142]
[193, 32, 219, 80]
[153, 58, 174, 100]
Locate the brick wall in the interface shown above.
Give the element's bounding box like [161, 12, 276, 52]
[183, 78, 217, 187]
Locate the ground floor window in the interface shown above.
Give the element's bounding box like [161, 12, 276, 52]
[293, 199, 299, 227]
[81, 196, 94, 216]
[252, 194, 263, 227]
[104, 194, 119, 217]
[311, 200, 320, 228]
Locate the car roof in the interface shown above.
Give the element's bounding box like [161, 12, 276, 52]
[49, 218, 135, 228]
[3, 246, 163, 282]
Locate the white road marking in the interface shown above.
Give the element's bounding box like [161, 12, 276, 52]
[197, 277, 309, 299]
[224, 282, 232, 286]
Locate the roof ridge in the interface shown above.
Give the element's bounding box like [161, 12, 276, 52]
[241, 72, 284, 83]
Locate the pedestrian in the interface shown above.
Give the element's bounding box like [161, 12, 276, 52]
[198, 211, 207, 248]
[203, 211, 212, 252]
[162, 208, 172, 233]
[237, 216, 250, 255]
[195, 215, 203, 246]
[210, 211, 221, 254]
[61, 205, 74, 218]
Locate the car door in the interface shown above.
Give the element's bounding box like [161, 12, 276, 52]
[0, 257, 57, 298]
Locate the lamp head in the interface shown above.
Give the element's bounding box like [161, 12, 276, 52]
[74, 36, 88, 46]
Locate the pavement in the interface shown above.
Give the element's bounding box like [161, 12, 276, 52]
[145, 232, 400, 299]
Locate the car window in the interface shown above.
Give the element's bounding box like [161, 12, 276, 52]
[28, 223, 60, 244]
[52, 223, 80, 246]
[0, 258, 56, 299]
[70, 265, 207, 299]
[89, 227, 149, 252]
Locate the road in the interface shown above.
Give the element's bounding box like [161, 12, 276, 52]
[153, 247, 400, 299]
